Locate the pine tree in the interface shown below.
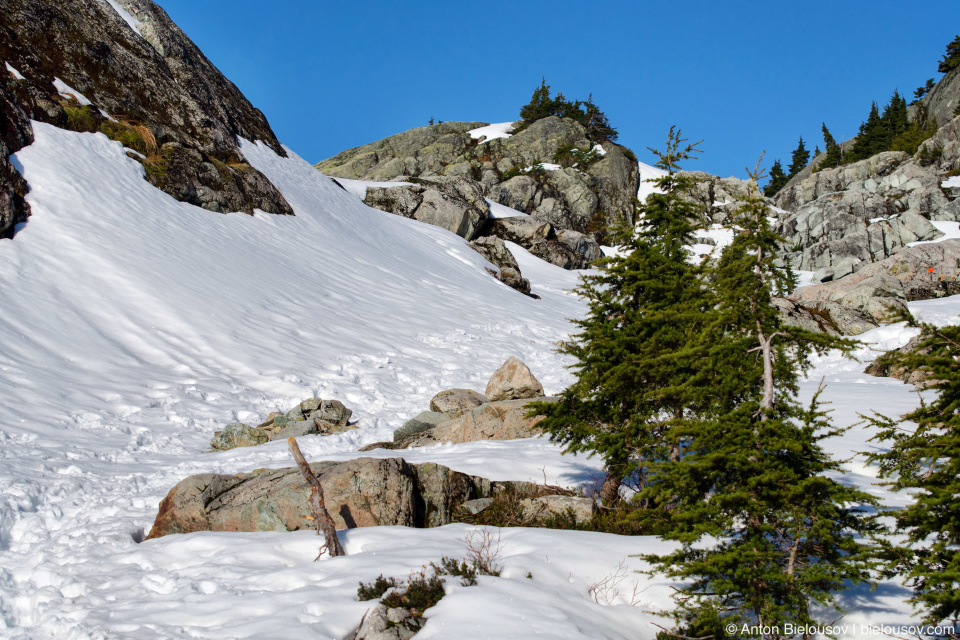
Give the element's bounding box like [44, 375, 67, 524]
[849, 101, 883, 162]
[938, 35, 960, 73]
[763, 159, 788, 197]
[866, 315, 960, 625]
[533, 127, 707, 508]
[643, 158, 875, 634]
[787, 136, 809, 178]
[822, 123, 843, 168]
[582, 95, 618, 143]
[519, 78, 556, 124]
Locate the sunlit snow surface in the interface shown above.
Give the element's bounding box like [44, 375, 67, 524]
[0, 123, 956, 637]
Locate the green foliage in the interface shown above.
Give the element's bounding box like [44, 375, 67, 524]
[380, 570, 446, 615]
[641, 159, 875, 630]
[891, 109, 940, 155]
[517, 80, 618, 143]
[938, 35, 960, 73]
[533, 126, 707, 508]
[787, 136, 810, 177]
[553, 143, 602, 169]
[866, 314, 960, 624]
[357, 575, 399, 601]
[848, 92, 910, 163]
[430, 557, 480, 586]
[914, 78, 936, 102]
[763, 159, 788, 196]
[820, 122, 843, 169]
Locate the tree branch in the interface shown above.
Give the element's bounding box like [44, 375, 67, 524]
[288, 437, 346, 558]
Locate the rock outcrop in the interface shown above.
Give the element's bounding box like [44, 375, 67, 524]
[146, 457, 578, 539]
[789, 239, 960, 334]
[467, 235, 533, 295]
[0, 0, 293, 232]
[364, 175, 490, 241]
[316, 116, 639, 241]
[209, 397, 357, 450]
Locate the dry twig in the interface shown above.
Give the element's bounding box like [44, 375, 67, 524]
[288, 437, 345, 558]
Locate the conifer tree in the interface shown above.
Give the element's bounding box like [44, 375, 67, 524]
[519, 78, 556, 124]
[533, 127, 708, 507]
[849, 101, 883, 162]
[821, 123, 843, 168]
[866, 315, 960, 625]
[938, 35, 960, 73]
[787, 136, 809, 178]
[643, 158, 876, 634]
[763, 159, 788, 197]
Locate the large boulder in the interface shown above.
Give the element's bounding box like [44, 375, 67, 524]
[145, 457, 575, 539]
[468, 235, 532, 295]
[485, 356, 545, 401]
[429, 388, 487, 416]
[209, 423, 270, 450]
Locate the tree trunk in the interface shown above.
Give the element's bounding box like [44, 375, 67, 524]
[599, 471, 622, 507]
[288, 437, 345, 558]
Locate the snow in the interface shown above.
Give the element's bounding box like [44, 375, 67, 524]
[636, 161, 666, 203]
[322, 175, 413, 200]
[528, 162, 561, 172]
[485, 199, 527, 219]
[0, 121, 955, 637]
[104, 0, 143, 33]
[941, 175, 960, 188]
[52, 77, 92, 106]
[908, 219, 960, 246]
[4, 62, 24, 81]
[467, 122, 514, 143]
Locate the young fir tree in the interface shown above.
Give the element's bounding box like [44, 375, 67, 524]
[866, 315, 960, 626]
[533, 127, 709, 509]
[763, 159, 788, 197]
[821, 123, 843, 169]
[642, 158, 877, 635]
[786, 136, 809, 178]
[849, 101, 883, 162]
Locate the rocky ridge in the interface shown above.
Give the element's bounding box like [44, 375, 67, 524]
[0, 0, 293, 237]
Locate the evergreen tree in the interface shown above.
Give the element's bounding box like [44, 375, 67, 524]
[787, 136, 809, 178]
[821, 123, 843, 168]
[866, 315, 960, 625]
[849, 101, 883, 162]
[533, 127, 707, 508]
[643, 159, 875, 633]
[938, 35, 960, 73]
[878, 91, 909, 150]
[519, 78, 556, 124]
[763, 159, 788, 197]
[582, 95, 618, 143]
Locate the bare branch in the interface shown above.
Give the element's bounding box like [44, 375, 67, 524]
[288, 437, 346, 558]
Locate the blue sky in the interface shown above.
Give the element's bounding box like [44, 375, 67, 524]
[156, 0, 960, 179]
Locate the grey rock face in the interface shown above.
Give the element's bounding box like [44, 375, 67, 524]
[0, 0, 293, 219]
[404, 397, 559, 448]
[678, 171, 766, 225]
[363, 175, 490, 240]
[0, 78, 33, 237]
[772, 151, 958, 274]
[789, 239, 960, 334]
[468, 235, 532, 295]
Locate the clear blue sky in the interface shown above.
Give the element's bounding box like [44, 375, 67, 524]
[156, 0, 960, 179]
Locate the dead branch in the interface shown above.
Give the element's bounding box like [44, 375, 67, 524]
[288, 437, 345, 558]
[650, 622, 713, 640]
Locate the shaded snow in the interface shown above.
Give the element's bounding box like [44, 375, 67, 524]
[52, 77, 92, 106]
[104, 0, 142, 33]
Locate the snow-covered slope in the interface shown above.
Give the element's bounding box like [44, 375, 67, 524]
[0, 122, 956, 638]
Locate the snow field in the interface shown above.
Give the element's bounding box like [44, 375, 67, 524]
[0, 122, 955, 637]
